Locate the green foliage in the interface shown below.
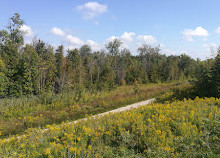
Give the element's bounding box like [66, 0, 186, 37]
[209, 51, 220, 97]
[195, 48, 220, 98]
[0, 13, 25, 97]
[156, 82, 196, 103]
[106, 39, 122, 56]
[98, 56, 116, 91]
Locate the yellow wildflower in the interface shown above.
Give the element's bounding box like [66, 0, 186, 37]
[44, 148, 51, 155]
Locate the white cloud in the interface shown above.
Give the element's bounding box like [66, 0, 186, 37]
[87, 40, 102, 51]
[50, 27, 87, 48]
[105, 32, 136, 49]
[106, 33, 158, 50]
[65, 40, 102, 51]
[76, 2, 108, 19]
[106, 36, 117, 42]
[216, 27, 220, 34]
[19, 25, 33, 37]
[120, 32, 135, 43]
[137, 35, 157, 44]
[50, 28, 159, 52]
[107, 32, 135, 43]
[19, 25, 35, 44]
[50, 27, 66, 36]
[182, 26, 209, 41]
[66, 35, 84, 46]
[50, 27, 83, 47]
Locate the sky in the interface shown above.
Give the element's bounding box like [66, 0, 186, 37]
[0, 0, 220, 60]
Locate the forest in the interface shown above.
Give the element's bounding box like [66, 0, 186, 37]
[0, 13, 216, 99]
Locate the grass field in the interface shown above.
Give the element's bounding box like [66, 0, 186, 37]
[1, 97, 219, 157]
[0, 82, 186, 137]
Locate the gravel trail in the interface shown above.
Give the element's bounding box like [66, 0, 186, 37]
[71, 98, 155, 124]
[6, 98, 155, 141]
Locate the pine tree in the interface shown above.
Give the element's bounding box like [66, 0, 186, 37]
[54, 45, 65, 93]
[98, 56, 116, 91]
[35, 40, 56, 93]
[43, 45, 56, 93]
[18, 45, 39, 95]
[0, 13, 24, 97]
[67, 48, 85, 100]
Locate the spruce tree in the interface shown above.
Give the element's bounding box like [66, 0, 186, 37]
[0, 13, 24, 97]
[18, 45, 39, 95]
[54, 45, 65, 93]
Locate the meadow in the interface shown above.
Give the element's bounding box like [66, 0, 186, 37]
[0, 97, 219, 157]
[1, 7, 220, 158]
[0, 82, 184, 137]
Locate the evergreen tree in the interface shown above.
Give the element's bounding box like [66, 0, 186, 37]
[98, 56, 116, 91]
[66, 48, 85, 99]
[54, 45, 65, 93]
[43, 45, 56, 92]
[18, 45, 39, 95]
[35, 40, 56, 93]
[0, 13, 24, 97]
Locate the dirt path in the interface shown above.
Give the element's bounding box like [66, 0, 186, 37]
[6, 98, 155, 141]
[70, 98, 155, 124]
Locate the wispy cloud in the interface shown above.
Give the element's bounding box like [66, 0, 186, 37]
[76, 2, 108, 19]
[182, 26, 209, 41]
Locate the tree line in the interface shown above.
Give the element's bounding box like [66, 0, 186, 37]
[0, 13, 215, 98]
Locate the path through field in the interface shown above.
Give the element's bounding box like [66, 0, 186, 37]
[6, 98, 155, 141]
[70, 98, 156, 124]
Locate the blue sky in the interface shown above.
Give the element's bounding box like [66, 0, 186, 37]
[0, 0, 220, 60]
